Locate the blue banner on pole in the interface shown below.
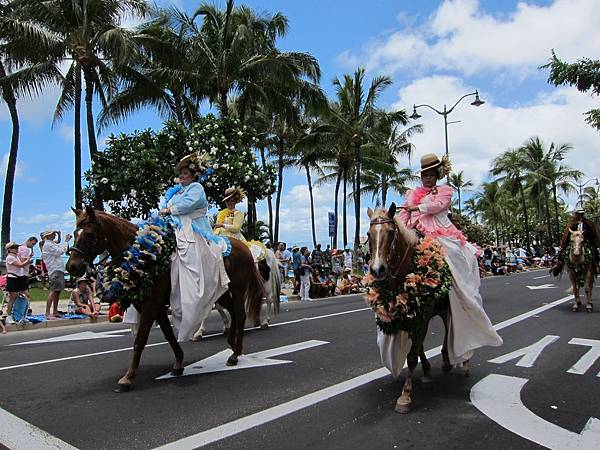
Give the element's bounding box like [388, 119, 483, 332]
[328, 212, 335, 237]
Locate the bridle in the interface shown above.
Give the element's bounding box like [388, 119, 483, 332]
[68, 219, 106, 268]
[369, 216, 413, 279]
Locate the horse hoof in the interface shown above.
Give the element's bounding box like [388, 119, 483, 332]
[395, 401, 411, 414]
[586, 304, 593, 313]
[171, 368, 184, 376]
[114, 384, 132, 393]
[223, 328, 230, 336]
[191, 335, 203, 342]
[421, 377, 433, 389]
[572, 304, 580, 312]
[226, 356, 238, 366]
[442, 364, 453, 373]
[260, 322, 269, 330]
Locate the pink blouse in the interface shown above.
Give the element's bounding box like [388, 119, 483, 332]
[398, 185, 467, 245]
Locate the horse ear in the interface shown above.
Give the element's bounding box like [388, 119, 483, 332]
[367, 207, 373, 218]
[71, 207, 81, 216]
[569, 229, 574, 234]
[388, 202, 397, 217]
[84, 204, 95, 218]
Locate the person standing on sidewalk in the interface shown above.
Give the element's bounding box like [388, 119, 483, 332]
[299, 247, 312, 301]
[41, 230, 71, 319]
[4, 242, 31, 324]
[291, 245, 301, 295]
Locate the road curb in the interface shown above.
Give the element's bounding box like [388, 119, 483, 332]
[4, 315, 109, 332]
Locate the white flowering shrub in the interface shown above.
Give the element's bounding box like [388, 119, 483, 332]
[84, 115, 276, 218]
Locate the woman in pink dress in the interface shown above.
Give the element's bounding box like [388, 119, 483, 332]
[399, 153, 502, 365]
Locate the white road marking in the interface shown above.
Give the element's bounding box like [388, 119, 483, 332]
[526, 284, 556, 290]
[533, 275, 550, 279]
[471, 374, 600, 450]
[0, 307, 369, 372]
[0, 407, 77, 450]
[157, 340, 329, 379]
[488, 335, 560, 367]
[155, 295, 574, 449]
[10, 329, 129, 346]
[567, 338, 600, 376]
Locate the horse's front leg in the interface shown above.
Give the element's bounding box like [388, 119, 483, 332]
[396, 344, 419, 413]
[155, 308, 184, 376]
[419, 347, 433, 388]
[116, 304, 157, 392]
[585, 272, 594, 312]
[439, 300, 452, 373]
[227, 288, 246, 366]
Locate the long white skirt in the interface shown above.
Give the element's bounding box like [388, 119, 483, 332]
[438, 236, 502, 364]
[170, 231, 229, 342]
[377, 236, 502, 376]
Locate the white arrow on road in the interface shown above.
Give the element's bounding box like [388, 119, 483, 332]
[157, 340, 329, 379]
[10, 329, 129, 346]
[471, 374, 600, 449]
[526, 284, 556, 290]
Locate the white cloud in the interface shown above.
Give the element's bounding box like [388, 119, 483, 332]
[393, 75, 600, 197]
[344, 0, 600, 77]
[0, 152, 34, 182]
[16, 213, 60, 225]
[58, 125, 75, 143]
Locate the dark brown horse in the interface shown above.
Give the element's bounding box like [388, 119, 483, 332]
[367, 203, 452, 413]
[565, 229, 596, 312]
[66, 206, 264, 392]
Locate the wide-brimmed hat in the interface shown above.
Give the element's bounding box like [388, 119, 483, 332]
[223, 187, 246, 203]
[175, 152, 209, 174]
[41, 230, 56, 239]
[4, 241, 18, 251]
[344, 267, 352, 272]
[76, 276, 89, 284]
[292, 244, 300, 250]
[419, 153, 451, 177]
[575, 208, 585, 214]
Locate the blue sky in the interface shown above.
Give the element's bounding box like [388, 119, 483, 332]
[1, 0, 599, 252]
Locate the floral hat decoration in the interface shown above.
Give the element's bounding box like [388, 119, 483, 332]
[175, 152, 211, 175]
[223, 187, 246, 204]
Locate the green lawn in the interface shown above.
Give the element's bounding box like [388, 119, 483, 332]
[27, 282, 71, 302]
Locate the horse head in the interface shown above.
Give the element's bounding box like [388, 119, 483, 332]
[569, 229, 586, 258]
[66, 205, 106, 277]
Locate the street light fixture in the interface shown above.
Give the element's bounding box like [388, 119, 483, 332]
[576, 177, 600, 208]
[409, 90, 485, 162]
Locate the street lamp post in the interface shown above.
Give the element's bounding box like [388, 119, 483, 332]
[576, 178, 599, 208]
[409, 91, 485, 165]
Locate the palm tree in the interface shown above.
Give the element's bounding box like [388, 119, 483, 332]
[0, 0, 63, 254]
[490, 148, 532, 248]
[475, 182, 503, 246]
[449, 170, 473, 216]
[463, 197, 480, 224]
[331, 68, 392, 252]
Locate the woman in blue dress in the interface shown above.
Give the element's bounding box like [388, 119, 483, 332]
[159, 153, 230, 341]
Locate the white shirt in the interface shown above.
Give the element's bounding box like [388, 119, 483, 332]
[42, 240, 68, 274]
[343, 251, 353, 268]
[6, 254, 28, 277]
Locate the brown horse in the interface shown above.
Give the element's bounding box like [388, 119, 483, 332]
[565, 229, 596, 312]
[367, 203, 452, 413]
[66, 206, 264, 392]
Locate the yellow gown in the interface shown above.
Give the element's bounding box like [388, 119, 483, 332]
[214, 208, 246, 241]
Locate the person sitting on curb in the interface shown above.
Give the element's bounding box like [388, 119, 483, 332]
[337, 268, 360, 295]
[71, 277, 99, 318]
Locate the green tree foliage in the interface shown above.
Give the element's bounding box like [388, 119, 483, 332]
[450, 214, 494, 247]
[541, 50, 600, 130]
[85, 115, 275, 218]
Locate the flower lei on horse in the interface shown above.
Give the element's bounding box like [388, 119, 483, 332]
[96, 214, 176, 309]
[564, 241, 595, 287]
[364, 237, 452, 336]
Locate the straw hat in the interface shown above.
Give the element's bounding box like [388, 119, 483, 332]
[419, 153, 451, 178]
[223, 187, 246, 203]
[76, 276, 89, 284]
[41, 230, 56, 239]
[4, 241, 18, 251]
[575, 208, 585, 214]
[175, 152, 209, 174]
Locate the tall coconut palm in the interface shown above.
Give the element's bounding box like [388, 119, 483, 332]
[490, 148, 532, 248]
[475, 182, 503, 247]
[463, 197, 480, 224]
[0, 0, 63, 254]
[331, 68, 392, 252]
[449, 170, 473, 216]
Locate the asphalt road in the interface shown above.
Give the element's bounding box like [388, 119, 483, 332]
[1, 270, 599, 450]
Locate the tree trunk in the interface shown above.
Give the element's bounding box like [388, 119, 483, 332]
[343, 168, 348, 247]
[552, 182, 560, 245]
[173, 90, 185, 125]
[333, 170, 342, 250]
[219, 89, 228, 117]
[544, 189, 553, 246]
[0, 61, 19, 259]
[381, 174, 387, 207]
[353, 142, 361, 251]
[74, 66, 82, 208]
[83, 68, 103, 210]
[518, 181, 531, 251]
[247, 192, 256, 240]
[457, 188, 462, 215]
[305, 164, 317, 247]
[273, 139, 284, 243]
[259, 147, 273, 241]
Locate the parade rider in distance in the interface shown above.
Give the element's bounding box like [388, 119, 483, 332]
[214, 187, 246, 241]
[551, 208, 600, 276]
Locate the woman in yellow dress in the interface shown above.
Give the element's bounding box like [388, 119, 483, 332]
[214, 187, 246, 241]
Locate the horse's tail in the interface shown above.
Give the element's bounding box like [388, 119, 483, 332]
[245, 265, 264, 325]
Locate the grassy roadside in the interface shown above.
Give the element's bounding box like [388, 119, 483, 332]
[25, 282, 71, 302]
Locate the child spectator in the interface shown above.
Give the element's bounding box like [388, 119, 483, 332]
[71, 277, 99, 318]
[109, 302, 125, 322]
